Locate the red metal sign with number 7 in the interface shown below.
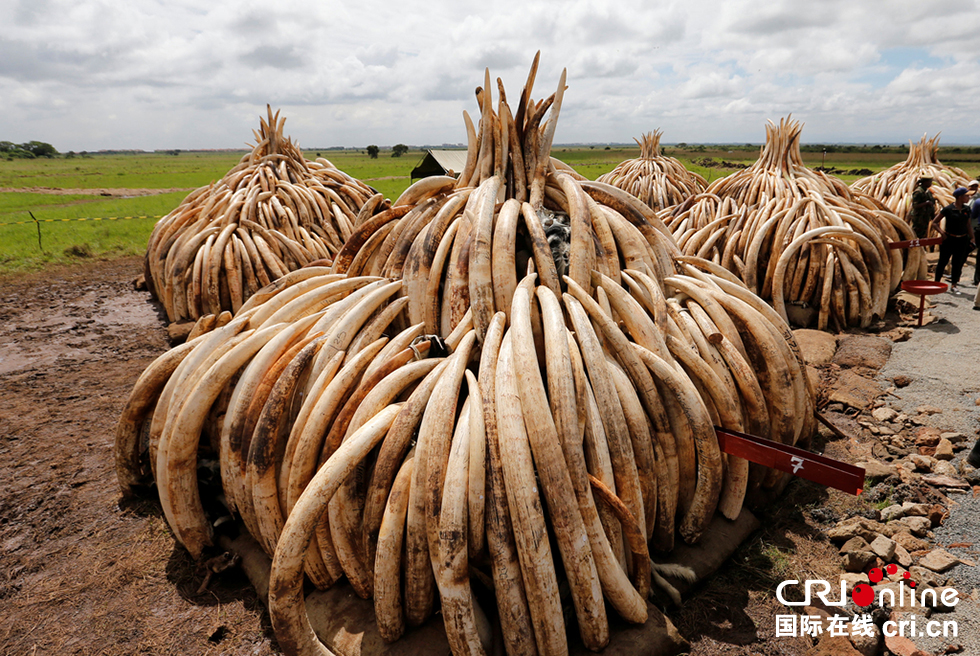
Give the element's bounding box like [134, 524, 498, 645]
[716, 427, 866, 495]
[889, 237, 942, 250]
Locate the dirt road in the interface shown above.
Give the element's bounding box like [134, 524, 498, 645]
[0, 258, 274, 655]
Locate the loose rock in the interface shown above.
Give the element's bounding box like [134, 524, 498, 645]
[908, 565, 945, 588]
[884, 630, 927, 656]
[840, 572, 869, 594]
[829, 371, 884, 410]
[922, 475, 969, 489]
[894, 465, 918, 485]
[915, 427, 942, 447]
[893, 544, 913, 568]
[928, 505, 948, 527]
[847, 620, 881, 656]
[166, 321, 195, 344]
[870, 535, 897, 561]
[960, 464, 980, 486]
[811, 634, 863, 656]
[898, 516, 932, 537]
[828, 517, 889, 543]
[932, 461, 959, 478]
[880, 504, 905, 522]
[843, 552, 877, 573]
[810, 507, 841, 524]
[833, 335, 892, 370]
[908, 455, 934, 472]
[901, 503, 930, 517]
[793, 329, 838, 366]
[893, 531, 932, 553]
[857, 459, 898, 480]
[941, 432, 967, 444]
[872, 407, 899, 422]
[934, 438, 955, 461]
[839, 536, 870, 554]
[918, 549, 959, 573]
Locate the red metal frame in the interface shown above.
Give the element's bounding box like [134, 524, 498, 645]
[716, 426, 866, 495]
[889, 237, 942, 250]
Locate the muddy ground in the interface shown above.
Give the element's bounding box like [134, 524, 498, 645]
[0, 258, 274, 656]
[0, 256, 939, 656]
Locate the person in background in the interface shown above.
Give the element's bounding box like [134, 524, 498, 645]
[970, 180, 980, 285]
[909, 175, 937, 238]
[932, 187, 974, 292]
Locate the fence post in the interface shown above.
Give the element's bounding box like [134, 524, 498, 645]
[28, 211, 43, 252]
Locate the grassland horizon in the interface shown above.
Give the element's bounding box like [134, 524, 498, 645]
[2, 146, 978, 275]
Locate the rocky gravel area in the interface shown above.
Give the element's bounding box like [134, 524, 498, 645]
[786, 259, 980, 656]
[875, 273, 980, 656]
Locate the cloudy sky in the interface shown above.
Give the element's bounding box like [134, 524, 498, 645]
[2, 0, 978, 151]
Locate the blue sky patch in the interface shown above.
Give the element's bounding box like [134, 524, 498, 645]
[880, 47, 949, 71]
[856, 47, 951, 88]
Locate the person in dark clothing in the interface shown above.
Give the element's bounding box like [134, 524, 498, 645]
[931, 187, 975, 291]
[909, 176, 937, 238]
[969, 180, 980, 285]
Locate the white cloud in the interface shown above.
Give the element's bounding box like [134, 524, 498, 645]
[0, 0, 978, 150]
[679, 71, 745, 100]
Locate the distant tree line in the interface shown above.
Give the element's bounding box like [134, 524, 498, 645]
[364, 144, 411, 159]
[666, 143, 980, 155]
[1, 140, 59, 159]
[802, 144, 980, 155]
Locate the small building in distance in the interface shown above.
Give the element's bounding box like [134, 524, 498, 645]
[410, 149, 469, 180]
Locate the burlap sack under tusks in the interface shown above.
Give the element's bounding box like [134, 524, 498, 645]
[118, 56, 816, 656]
[144, 105, 386, 324]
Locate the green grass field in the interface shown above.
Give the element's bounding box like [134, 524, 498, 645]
[0, 152, 245, 190]
[0, 150, 424, 274]
[2, 146, 978, 275]
[0, 191, 187, 271]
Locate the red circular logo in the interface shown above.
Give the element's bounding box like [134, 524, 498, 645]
[852, 583, 875, 607]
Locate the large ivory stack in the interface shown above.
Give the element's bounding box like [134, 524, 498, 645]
[661, 117, 918, 331]
[144, 107, 385, 323]
[852, 134, 973, 222]
[597, 130, 707, 211]
[117, 58, 816, 656]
